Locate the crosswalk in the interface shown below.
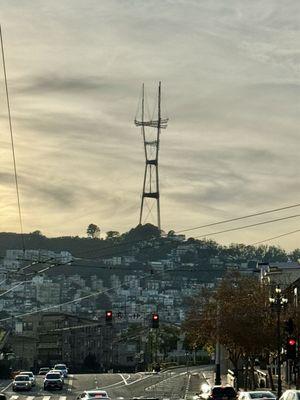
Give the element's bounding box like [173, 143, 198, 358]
[9, 396, 68, 400]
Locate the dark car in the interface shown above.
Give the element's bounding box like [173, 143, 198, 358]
[43, 372, 63, 390]
[208, 386, 237, 400]
[0, 394, 6, 400]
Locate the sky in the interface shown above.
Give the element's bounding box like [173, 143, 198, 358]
[0, 0, 299, 249]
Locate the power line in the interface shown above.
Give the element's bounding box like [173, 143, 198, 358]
[250, 228, 300, 246]
[176, 203, 300, 234]
[193, 214, 300, 239]
[0, 25, 25, 252]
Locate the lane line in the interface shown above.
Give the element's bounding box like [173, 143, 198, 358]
[2, 382, 13, 392]
[42, 396, 51, 400]
[59, 396, 67, 400]
[26, 396, 35, 400]
[68, 376, 73, 392]
[9, 396, 18, 400]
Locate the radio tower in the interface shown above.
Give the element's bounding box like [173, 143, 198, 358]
[134, 82, 168, 231]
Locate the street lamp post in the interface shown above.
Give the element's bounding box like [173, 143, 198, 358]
[269, 286, 288, 399]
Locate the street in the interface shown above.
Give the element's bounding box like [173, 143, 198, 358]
[0, 366, 212, 400]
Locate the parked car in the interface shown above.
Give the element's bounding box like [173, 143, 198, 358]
[53, 364, 68, 378]
[38, 367, 50, 375]
[279, 390, 300, 400]
[43, 371, 63, 390]
[238, 392, 276, 400]
[19, 371, 36, 387]
[12, 375, 32, 391]
[208, 386, 237, 400]
[76, 390, 110, 400]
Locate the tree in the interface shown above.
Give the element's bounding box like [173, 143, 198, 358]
[183, 272, 277, 389]
[106, 231, 120, 241]
[86, 224, 100, 239]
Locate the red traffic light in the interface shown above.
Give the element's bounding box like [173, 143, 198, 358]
[153, 314, 159, 320]
[105, 310, 113, 323]
[289, 339, 296, 346]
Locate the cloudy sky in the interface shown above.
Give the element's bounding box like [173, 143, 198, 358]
[0, 0, 299, 249]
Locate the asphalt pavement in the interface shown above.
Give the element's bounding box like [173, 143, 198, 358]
[1, 366, 212, 400]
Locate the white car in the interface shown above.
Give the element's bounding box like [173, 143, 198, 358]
[77, 390, 110, 400]
[19, 371, 36, 387]
[280, 391, 300, 400]
[53, 364, 68, 378]
[239, 392, 276, 400]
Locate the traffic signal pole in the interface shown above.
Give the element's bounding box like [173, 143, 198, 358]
[276, 305, 282, 398]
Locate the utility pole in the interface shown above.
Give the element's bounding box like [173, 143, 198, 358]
[215, 303, 221, 385]
[270, 285, 288, 399]
[134, 82, 168, 230]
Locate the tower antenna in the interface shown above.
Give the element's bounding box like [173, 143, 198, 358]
[135, 82, 168, 231]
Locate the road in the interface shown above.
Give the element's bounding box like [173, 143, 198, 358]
[1, 366, 212, 400]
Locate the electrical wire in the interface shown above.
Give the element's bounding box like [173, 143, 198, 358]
[0, 25, 25, 252]
[250, 228, 300, 246]
[177, 203, 300, 234]
[193, 214, 300, 239]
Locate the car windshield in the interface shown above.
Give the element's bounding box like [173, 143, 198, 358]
[249, 394, 275, 399]
[54, 366, 65, 370]
[87, 392, 108, 398]
[15, 376, 29, 381]
[20, 372, 33, 377]
[46, 373, 61, 379]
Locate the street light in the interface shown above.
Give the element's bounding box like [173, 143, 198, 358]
[269, 285, 288, 399]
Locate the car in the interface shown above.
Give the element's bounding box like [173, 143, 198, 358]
[50, 369, 64, 383]
[12, 375, 32, 391]
[238, 392, 276, 400]
[43, 371, 63, 390]
[76, 390, 110, 400]
[53, 364, 68, 378]
[19, 371, 36, 387]
[39, 367, 50, 375]
[0, 394, 6, 400]
[208, 386, 237, 400]
[279, 390, 300, 400]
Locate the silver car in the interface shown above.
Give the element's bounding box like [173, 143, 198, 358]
[19, 371, 36, 387]
[12, 375, 32, 391]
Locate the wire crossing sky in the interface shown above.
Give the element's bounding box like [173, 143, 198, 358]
[0, 1, 299, 249]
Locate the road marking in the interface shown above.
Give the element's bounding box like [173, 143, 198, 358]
[59, 396, 67, 400]
[42, 396, 51, 400]
[26, 396, 35, 400]
[9, 396, 18, 400]
[2, 382, 13, 392]
[68, 376, 73, 392]
[119, 374, 128, 385]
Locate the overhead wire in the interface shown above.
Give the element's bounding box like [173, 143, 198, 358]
[0, 25, 25, 253]
[193, 213, 300, 239]
[250, 228, 300, 246]
[177, 203, 300, 234]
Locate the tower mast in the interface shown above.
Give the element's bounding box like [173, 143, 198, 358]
[135, 82, 168, 231]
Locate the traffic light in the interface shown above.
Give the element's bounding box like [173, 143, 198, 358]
[286, 337, 297, 359]
[285, 318, 294, 334]
[152, 313, 159, 329]
[105, 310, 113, 325]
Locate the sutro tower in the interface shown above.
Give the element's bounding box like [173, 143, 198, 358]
[134, 82, 168, 231]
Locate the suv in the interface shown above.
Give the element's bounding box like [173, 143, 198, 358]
[53, 364, 68, 378]
[44, 371, 63, 390]
[208, 386, 237, 400]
